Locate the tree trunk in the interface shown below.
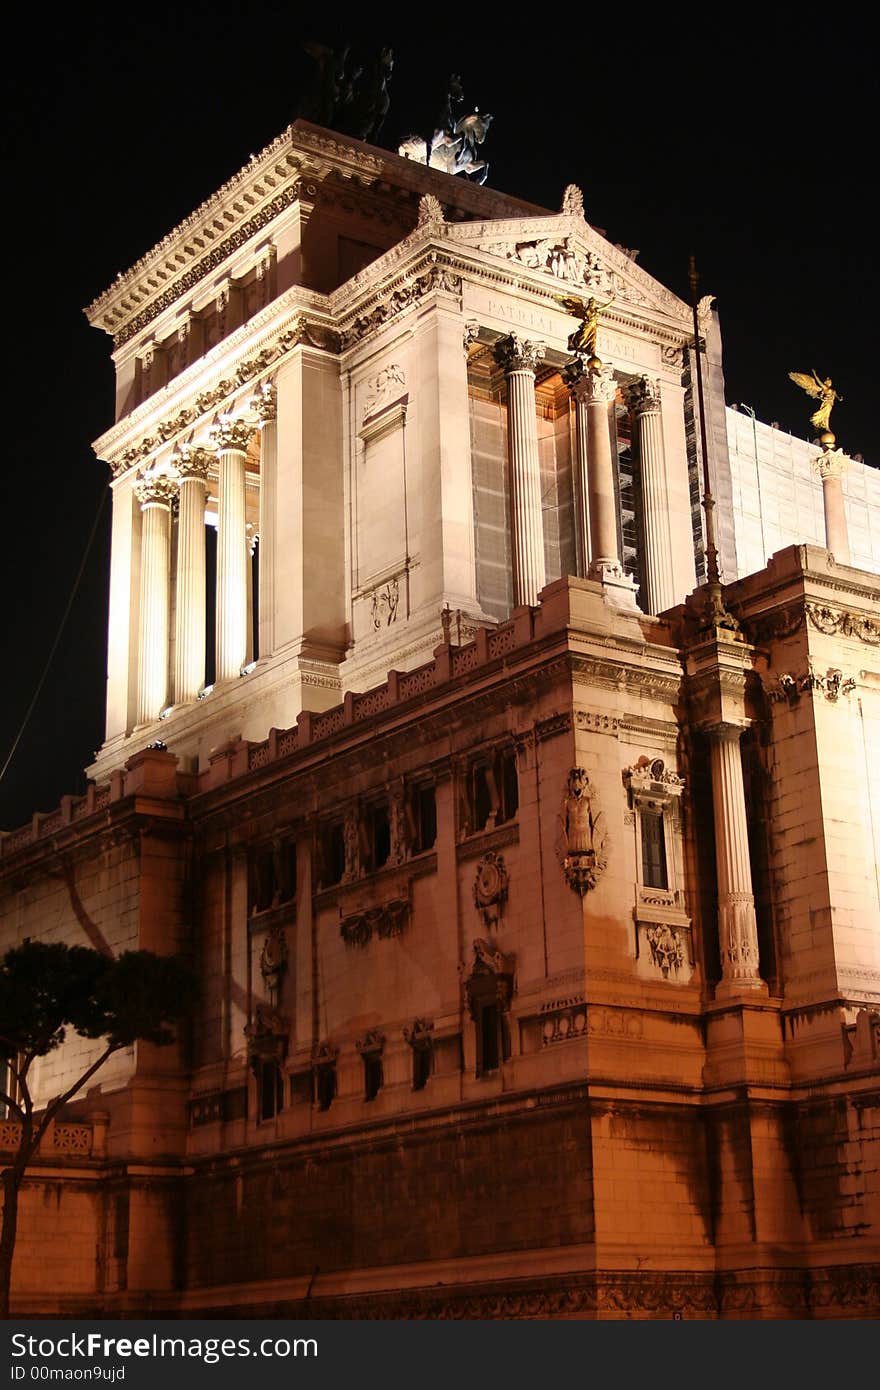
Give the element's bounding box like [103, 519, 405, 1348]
[0, 1164, 23, 1320]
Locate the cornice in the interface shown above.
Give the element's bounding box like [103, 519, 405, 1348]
[85, 120, 549, 349]
[96, 290, 334, 477]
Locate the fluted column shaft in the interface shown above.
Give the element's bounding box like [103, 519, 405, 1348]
[571, 384, 590, 576]
[212, 418, 254, 683]
[254, 382, 276, 659]
[628, 377, 675, 614]
[709, 727, 763, 992]
[815, 449, 850, 563]
[497, 335, 546, 606]
[173, 449, 209, 703]
[134, 466, 178, 724]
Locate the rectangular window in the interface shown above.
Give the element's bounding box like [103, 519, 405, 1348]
[366, 802, 391, 872]
[412, 1044, 431, 1091]
[258, 1061, 284, 1121]
[479, 1004, 501, 1075]
[411, 784, 437, 854]
[314, 1064, 337, 1112]
[363, 1054, 383, 1102]
[320, 822, 346, 888]
[469, 748, 518, 834]
[640, 808, 668, 889]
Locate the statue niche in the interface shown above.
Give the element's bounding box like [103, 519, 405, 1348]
[560, 767, 608, 895]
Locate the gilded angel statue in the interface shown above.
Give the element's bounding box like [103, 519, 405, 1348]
[557, 294, 614, 363]
[788, 369, 843, 436]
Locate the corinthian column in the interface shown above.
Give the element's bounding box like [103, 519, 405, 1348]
[813, 448, 851, 564]
[708, 726, 764, 994]
[211, 417, 254, 683]
[253, 381, 276, 659]
[173, 446, 210, 704]
[496, 334, 546, 606]
[563, 360, 590, 576]
[627, 376, 676, 614]
[134, 462, 179, 725]
[568, 362, 637, 607]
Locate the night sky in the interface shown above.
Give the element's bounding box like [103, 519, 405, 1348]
[1, 10, 874, 831]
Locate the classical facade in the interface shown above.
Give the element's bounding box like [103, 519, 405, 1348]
[1, 120, 878, 1319]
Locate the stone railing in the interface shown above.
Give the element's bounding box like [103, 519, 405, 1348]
[0, 591, 555, 852]
[239, 610, 538, 779]
[0, 1118, 104, 1160]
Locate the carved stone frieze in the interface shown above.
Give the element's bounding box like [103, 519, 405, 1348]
[106, 183, 305, 348]
[339, 264, 462, 349]
[472, 851, 508, 931]
[559, 768, 608, 894]
[536, 712, 572, 742]
[767, 666, 856, 704]
[805, 603, 880, 644]
[743, 604, 806, 645]
[575, 710, 620, 735]
[339, 897, 410, 948]
[251, 380, 277, 424]
[114, 322, 336, 476]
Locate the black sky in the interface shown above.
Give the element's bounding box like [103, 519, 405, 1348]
[1, 9, 874, 830]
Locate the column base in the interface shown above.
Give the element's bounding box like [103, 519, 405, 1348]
[589, 560, 639, 609]
[714, 974, 768, 1001]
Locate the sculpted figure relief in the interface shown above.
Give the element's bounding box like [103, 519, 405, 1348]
[560, 767, 608, 895]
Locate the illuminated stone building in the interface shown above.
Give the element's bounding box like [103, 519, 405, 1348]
[1, 120, 878, 1319]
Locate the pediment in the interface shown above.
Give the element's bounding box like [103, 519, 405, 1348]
[444, 215, 690, 324]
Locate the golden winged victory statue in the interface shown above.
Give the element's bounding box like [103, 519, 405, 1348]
[558, 294, 614, 368]
[788, 368, 843, 446]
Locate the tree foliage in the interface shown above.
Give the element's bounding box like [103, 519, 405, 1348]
[0, 939, 194, 1317]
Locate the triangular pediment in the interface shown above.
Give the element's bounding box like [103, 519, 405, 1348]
[443, 214, 690, 325]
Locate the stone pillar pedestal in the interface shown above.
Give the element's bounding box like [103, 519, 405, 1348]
[569, 361, 637, 608]
[212, 418, 254, 683]
[173, 447, 210, 704]
[813, 448, 850, 564]
[134, 464, 178, 725]
[708, 725, 765, 996]
[627, 376, 676, 614]
[496, 334, 546, 607]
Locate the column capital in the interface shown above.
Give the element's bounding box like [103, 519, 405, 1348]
[251, 381, 276, 426]
[812, 446, 849, 481]
[210, 416, 255, 454]
[566, 360, 617, 406]
[134, 460, 179, 509]
[494, 333, 546, 374]
[174, 445, 212, 482]
[625, 375, 662, 414]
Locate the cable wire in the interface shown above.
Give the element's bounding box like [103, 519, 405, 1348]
[0, 484, 108, 787]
